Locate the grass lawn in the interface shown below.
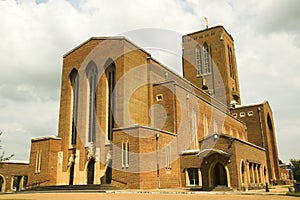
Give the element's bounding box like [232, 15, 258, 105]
[286, 192, 300, 197]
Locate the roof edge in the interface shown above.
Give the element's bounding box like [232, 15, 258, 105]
[63, 36, 151, 58]
[31, 136, 62, 142]
[183, 25, 233, 40]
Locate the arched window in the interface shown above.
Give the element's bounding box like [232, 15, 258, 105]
[196, 45, 203, 75]
[213, 120, 218, 133]
[0, 175, 5, 192]
[105, 59, 116, 141]
[86, 61, 98, 143]
[241, 161, 246, 184]
[203, 43, 211, 74]
[70, 69, 79, 145]
[222, 124, 226, 135]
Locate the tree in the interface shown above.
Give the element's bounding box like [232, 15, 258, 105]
[290, 159, 300, 182]
[0, 131, 14, 166]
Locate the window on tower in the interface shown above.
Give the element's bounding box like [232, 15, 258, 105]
[228, 46, 235, 79]
[196, 45, 202, 75]
[203, 43, 211, 74]
[196, 43, 211, 76]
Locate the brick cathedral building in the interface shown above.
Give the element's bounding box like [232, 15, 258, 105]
[1, 25, 281, 192]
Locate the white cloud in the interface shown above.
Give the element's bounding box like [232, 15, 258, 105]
[0, 0, 299, 163]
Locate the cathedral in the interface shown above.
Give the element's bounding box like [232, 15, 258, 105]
[0, 25, 281, 192]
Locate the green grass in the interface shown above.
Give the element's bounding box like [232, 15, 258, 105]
[286, 192, 300, 197]
[281, 185, 294, 188]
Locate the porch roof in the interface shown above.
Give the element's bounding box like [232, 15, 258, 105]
[197, 148, 231, 158]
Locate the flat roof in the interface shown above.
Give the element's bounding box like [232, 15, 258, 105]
[183, 25, 233, 40]
[234, 100, 268, 109]
[1, 160, 29, 165]
[31, 135, 61, 142]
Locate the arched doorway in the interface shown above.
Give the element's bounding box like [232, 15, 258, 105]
[241, 161, 246, 184]
[105, 160, 112, 184]
[87, 159, 95, 184]
[264, 166, 268, 183]
[213, 162, 228, 187]
[0, 175, 5, 192]
[267, 113, 278, 181]
[69, 163, 75, 185]
[101, 159, 112, 184]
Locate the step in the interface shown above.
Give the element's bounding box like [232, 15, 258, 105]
[211, 185, 232, 191]
[25, 184, 121, 192]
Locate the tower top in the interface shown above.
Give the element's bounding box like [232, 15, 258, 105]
[183, 25, 234, 42]
[182, 24, 241, 106]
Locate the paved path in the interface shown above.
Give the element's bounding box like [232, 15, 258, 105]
[0, 186, 297, 200]
[0, 192, 298, 200]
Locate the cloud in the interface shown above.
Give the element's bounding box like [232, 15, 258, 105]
[257, 0, 300, 34]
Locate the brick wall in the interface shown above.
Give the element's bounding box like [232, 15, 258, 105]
[27, 137, 61, 187]
[0, 162, 28, 192]
[232, 101, 280, 182]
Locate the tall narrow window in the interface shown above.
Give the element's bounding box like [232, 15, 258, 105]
[105, 60, 116, 141]
[122, 141, 129, 168]
[241, 161, 246, 184]
[86, 61, 98, 143]
[196, 45, 203, 75]
[35, 151, 39, 173]
[203, 43, 211, 74]
[203, 113, 208, 136]
[165, 145, 171, 169]
[70, 69, 79, 145]
[228, 46, 235, 79]
[192, 109, 198, 148]
[236, 130, 240, 139]
[213, 120, 218, 133]
[35, 150, 42, 174]
[222, 124, 226, 135]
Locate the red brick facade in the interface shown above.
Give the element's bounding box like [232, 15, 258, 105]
[231, 101, 281, 182]
[27, 137, 62, 187]
[0, 25, 284, 192]
[0, 162, 28, 192]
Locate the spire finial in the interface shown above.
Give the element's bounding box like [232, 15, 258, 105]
[205, 17, 208, 29]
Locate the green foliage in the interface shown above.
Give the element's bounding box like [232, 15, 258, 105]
[0, 131, 14, 166]
[290, 159, 300, 182]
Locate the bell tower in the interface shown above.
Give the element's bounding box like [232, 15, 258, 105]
[182, 25, 241, 107]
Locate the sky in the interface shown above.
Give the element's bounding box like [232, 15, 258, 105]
[0, 0, 299, 164]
